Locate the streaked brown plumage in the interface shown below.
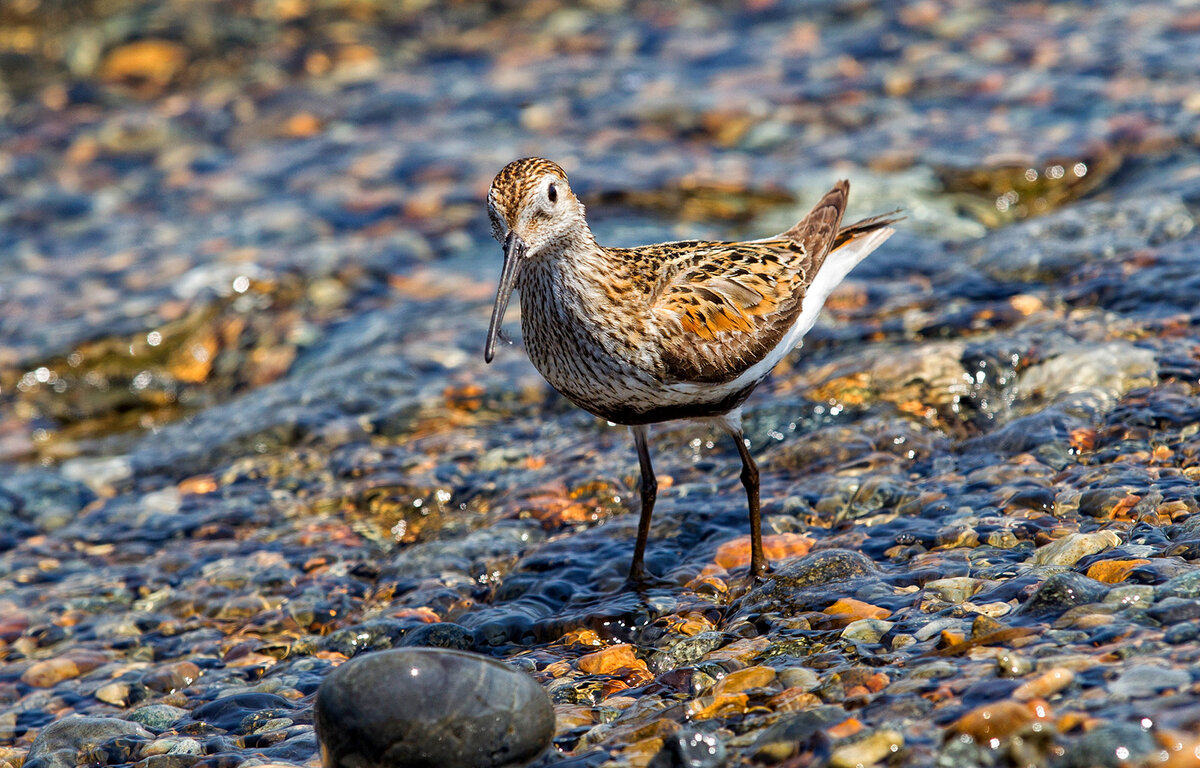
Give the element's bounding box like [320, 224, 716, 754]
[485, 157, 900, 580]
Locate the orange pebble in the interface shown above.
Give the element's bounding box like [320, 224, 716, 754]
[714, 533, 813, 569]
[577, 644, 646, 676]
[824, 598, 891, 621]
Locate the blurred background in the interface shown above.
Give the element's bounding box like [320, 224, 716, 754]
[2, 0, 1196, 467]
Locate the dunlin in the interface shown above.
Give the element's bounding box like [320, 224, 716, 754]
[485, 157, 899, 581]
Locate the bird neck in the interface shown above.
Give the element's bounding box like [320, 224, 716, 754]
[521, 231, 631, 318]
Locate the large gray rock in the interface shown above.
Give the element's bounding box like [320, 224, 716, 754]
[314, 648, 555, 768]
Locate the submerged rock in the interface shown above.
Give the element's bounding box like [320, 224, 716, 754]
[742, 549, 881, 613]
[26, 716, 152, 768]
[314, 648, 554, 768]
[1019, 572, 1109, 617]
[649, 726, 726, 768]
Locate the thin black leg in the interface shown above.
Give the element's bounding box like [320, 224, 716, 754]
[730, 428, 768, 579]
[629, 425, 657, 581]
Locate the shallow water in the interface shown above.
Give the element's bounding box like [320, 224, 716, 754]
[2, 1, 1200, 766]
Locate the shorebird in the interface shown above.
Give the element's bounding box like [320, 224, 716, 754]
[484, 158, 899, 581]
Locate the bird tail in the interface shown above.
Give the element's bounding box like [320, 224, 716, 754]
[833, 209, 905, 250]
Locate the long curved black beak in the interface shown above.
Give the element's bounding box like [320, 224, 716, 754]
[485, 231, 525, 363]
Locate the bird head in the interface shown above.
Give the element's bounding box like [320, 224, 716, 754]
[484, 157, 586, 363]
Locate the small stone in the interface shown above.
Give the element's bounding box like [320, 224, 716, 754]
[751, 709, 841, 762]
[1027, 531, 1121, 567]
[1013, 668, 1074, 701]
[1109, 664, 1192, 698]
[841, 619, 893, 644]
[314, 648, 554, 768]
[95, 681, 132, 706]
[924, 577, 983, 604]
[21, 652, 107, 687]
[764, 549, 879, 589]
[685, 692, 750, 720]
[1086, 558, 1152, 584]
[714, 532, 812, 569]
[649, 726, 725, 768]
[128, 705, 189, 732]
[970, 615, 1005, 639]
[1157, 571, 1200, 600]
[141, 661, 201, 693]
[711, 665, 776, 695]
[1058, 722, 1158, 768]
[744, 550, 879, 613]
[996, 652, 1034, 678]
[99, 40, 188, 89]
[1103, 585, 1155, 608]
[167, 738, 205, 756]
[829, 728, 903, 768]
[953, 699, 1052, 742]
[25, 716, 152, 768]
[1165, 622, 1200, 644]
[577, 644, 647, 676]
[914, 618, 963, 642]
[1147, 597, 1200, 625]
[777, 667, 820, 691]
[824, 598, 890, 621]
[397, 622, 475, 651]
[1019, 572, 1109, 617]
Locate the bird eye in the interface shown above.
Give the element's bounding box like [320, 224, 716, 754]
[547, 183, 558, 204]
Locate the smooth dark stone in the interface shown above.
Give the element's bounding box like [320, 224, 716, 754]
[321, 620, 411, 657]
[1147, 597, 1200, 625]
[650, 631, 731, 673]
[188, 693, 295, 733]
[1155, 570, 1200, 600]
[25, 716, 152, 768]
[1055, 722, 1157, 768]
[768, 549, 879, 589]
[396, 622, 475, 651]
[1018, 572, 1109, 617]
[0, 470, 97, 532]
[1165, 622, 1200, 644]
[750, 708, 840, 763]
[314, 648, 554, 768]
[648, 726, 726, 768]
[742, 549, 880, 613]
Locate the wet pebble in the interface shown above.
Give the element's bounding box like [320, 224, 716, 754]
[829, 728, 903, 768]
[1058, 721, 1158, 768]
[128, 704, 189, 732]
[841, 619, 893, 644]
[751, 708, 840, 762]
[1019, 572, 1109, 617]
[1156, 570, 1200, 600]
[1165, 622, 1200, 644]
[0, 470, 97, 532]
[25, 716, 152, 768]
[1146, 597, 1200, 624]
[1108, 664, 1191, 698]
[1028, 531, 1121, 567]
[188, 692, 295, 733]
[743, 549, 879, 613]
[648, 726, 725, 768]
[314, 648, 554, 768]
